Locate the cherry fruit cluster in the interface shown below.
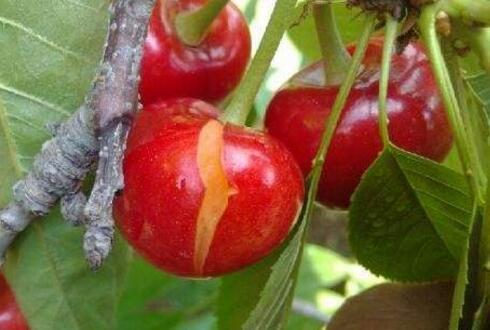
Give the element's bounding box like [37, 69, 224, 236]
[114, 0, 452, 277]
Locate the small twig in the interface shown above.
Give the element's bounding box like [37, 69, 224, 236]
[0, 0, 155, 267]
[83, 0, 155, 270]
[0, 106, 98, 263]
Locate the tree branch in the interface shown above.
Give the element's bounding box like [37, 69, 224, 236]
[0, 0, 155, 268]
[84, 0, 155, 270]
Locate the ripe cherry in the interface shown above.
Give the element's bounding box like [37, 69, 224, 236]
[0, 274, 29, 330]
[139, 0, 251, 105]
[115, 99, 304, 277]
[265, 39, 453, 209]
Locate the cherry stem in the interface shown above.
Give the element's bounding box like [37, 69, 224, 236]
[309, 15, 376, 191]
[443, 0, 490, 26]
[296, 17, 374, 286]
[419, 4, 483, 203]
[175, 0, 229, 46]
[378, 15, 398, 147]
[312, 0, 351, 85]
[220, 0, 297, 125]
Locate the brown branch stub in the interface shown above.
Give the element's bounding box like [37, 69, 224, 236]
[84, 121, 131, 269]
[84, 0, 156, 269]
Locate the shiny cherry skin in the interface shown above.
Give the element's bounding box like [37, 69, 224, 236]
[0, 274, 29, 330]
[265, 39, 453, 209]
[139, 0, 251, 105]
[115, 99, 304, 277]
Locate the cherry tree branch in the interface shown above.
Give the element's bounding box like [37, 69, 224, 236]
[0, 0, 155, 268]
[84, 0, 155, 270]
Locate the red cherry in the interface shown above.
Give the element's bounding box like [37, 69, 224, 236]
[0, 274, 29, 330]
[265, 39, 453, 209]
[115, 100, 304, 277]
[139, 0, 251, 105]
[125, 98, 219, 152]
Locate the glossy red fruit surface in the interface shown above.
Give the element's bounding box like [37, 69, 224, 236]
[115, 100, 304, 277]
[265, 39, 453, 209]
[139, 0, 251, 105]
[0, 274, 29, 330]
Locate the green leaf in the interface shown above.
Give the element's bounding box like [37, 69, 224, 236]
[5, 222, 129, 330]
[466, 73, 490, 108]
[216, 220, 307, 330]
[465, 74, 490, 163]
[460, 73, 490, 178]
[449, 204, 483, 330]
[349, 145, 473, 282]
[117, 257, 218, 330]
[0, 1, 131, 329]
[242, 220, 306, 330]
[216, 249, 278, 329]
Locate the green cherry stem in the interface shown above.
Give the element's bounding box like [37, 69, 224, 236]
[442, 0, 490, 26]
[309, 15, 376, 191]
[175, 0, 229, 46]
[378, 15, 398, 147]
[220, 0, 298, 125]
[276, 14, 375, 322]
[419, 4, 483, 203]
[312, 0, 351, 85]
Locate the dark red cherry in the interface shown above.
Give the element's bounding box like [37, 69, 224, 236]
[139, 0, 251, 105]
[115, 99, 304, 277]
[0, 274, 29, 330]
[265, 39, 453, 209]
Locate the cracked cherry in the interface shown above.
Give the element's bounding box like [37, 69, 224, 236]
[0, 274, 29, 330]
[114, 99, 304, 277]
[265, 39, 453, 209]
[139, 0, 251, 105]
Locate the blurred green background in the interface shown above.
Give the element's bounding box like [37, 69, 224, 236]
[115, 1, 383, 329]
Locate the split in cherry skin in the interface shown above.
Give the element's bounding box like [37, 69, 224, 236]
[0, 274, 29, 330]
[115, 99, 305, 278]
[265, 38, 453, 209]
[139, 0, 251, 105]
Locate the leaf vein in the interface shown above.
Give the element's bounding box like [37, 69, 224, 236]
[33, 224, 82, 330]
[401, 167, 469, 197]
[0, 82, 70, 116]
[415, 188, 472, 215]
[0, 16, 90, 62]
[62, 0, 100, 13]
[7, 113, 49, 133]
[0, 101, 24, 177]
